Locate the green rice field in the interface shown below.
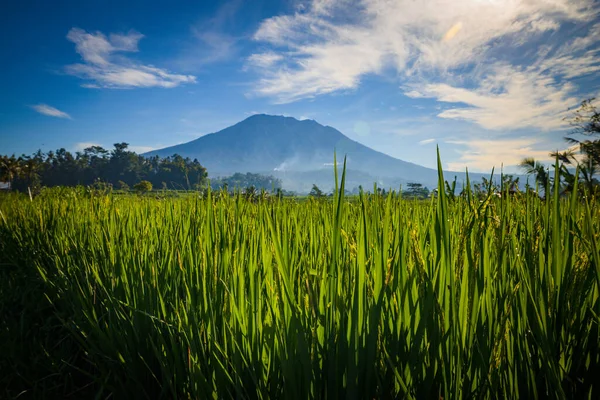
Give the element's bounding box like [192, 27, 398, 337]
[1, 159, 599, 399]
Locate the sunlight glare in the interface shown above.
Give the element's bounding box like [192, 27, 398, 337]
[442, 21, 463, 42]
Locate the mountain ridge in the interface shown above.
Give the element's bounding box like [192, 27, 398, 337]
[144, 114, 487, 192]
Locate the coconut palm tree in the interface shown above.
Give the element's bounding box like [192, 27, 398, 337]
[520, 99, 600, 197]
[0, 155, 22, 190]
[549, 147, 598, 195]
[519, 158, 550, 191]
[562, 98, 600, 194]
[20, 155, 42, 189]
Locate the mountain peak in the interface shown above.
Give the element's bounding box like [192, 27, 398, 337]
[144, 114, 461, 191]
[244, 113, 282, 120]
[242, 113, 317, 125]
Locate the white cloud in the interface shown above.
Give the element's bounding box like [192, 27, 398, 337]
[418, 138, 435, 145]
[248, 0, 598, 130]
[557, 22, 600, 54]
[73, 142, 156, 154]
[128, 145, 157, 154]
[417, 64, 579, 130]
[405, 90, 426, 98]
[65, 28, 196, 89]
[31, 104, 72, 119]
[535, 49, 600, 80]
[445, 137, 558, 172]
[247, 52, 284, 68]
[109, 31, 145, 52]
[73, 142, 102, 152]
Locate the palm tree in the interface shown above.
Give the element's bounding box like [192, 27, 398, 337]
[567, 142, 599, 194]
[561, 98, 600, 194]
[501, 174, 520, 194]
[519, 158, 550, 191]
[0, 155, 22, 190]
[20, 155, 42, 189]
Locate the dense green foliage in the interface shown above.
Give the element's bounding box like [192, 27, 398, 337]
[0, 143, 209, 191]
[522, 98, 600, 196]
[1, 157, 599, 399]
[0, 144, 283, 195]
[403, 182, 430, 199]
[133, 180, 153, 193]
[309, 183, 326, 198]
[210, 172, 282, 192]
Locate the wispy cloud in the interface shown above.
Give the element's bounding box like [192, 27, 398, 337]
[175, 0, 244, 70]
[416, 65, 579, 130]
[73, 142, 157, 154]
[404, 90, 426, 99]
[65, 28, 196, 89]
[445, 137, 558, 172]
[73, 142, 102, 152]
[418, 138, 435, 145]
[31, 104, 72, 119]
[128, 145, 157, 154]
[189, 30, 238, 66]
[248, 0, 598, 131]
[246, 52, 284, 68]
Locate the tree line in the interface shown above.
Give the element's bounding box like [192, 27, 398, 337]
[2, 99, 597, 196]
[210, 172, 282, 192]
[0, 143, 208, 192]
[0, 143, 286, 194]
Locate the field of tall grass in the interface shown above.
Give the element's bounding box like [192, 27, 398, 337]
[1, 157, 599, 399]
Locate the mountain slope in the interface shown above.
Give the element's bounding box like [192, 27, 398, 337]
[145, 114, 482, 191]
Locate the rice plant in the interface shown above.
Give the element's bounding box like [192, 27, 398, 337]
[1, 154, 599, 399]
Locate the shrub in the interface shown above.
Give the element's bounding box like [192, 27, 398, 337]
[133, 180, 152, 193]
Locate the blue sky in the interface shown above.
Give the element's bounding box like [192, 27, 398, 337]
[1, 0, 599, 172]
